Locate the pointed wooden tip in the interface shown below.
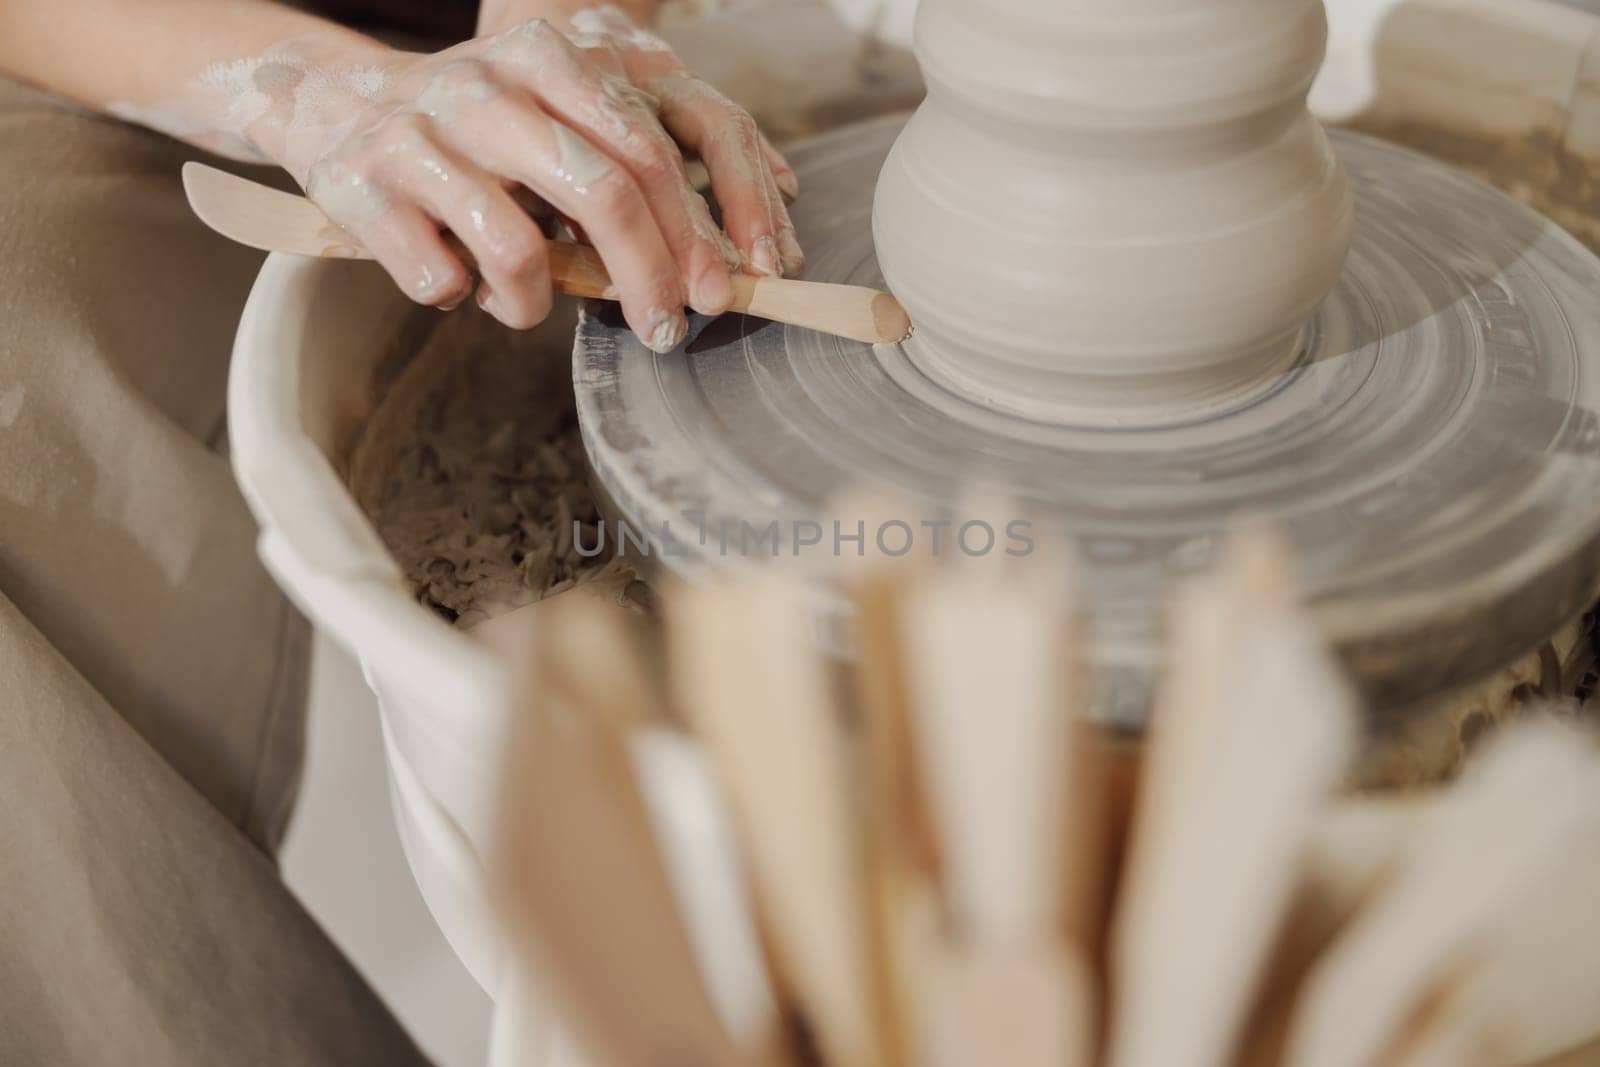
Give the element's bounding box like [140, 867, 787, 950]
[733, 277, 914, 345]
[872, 292, 913, 344]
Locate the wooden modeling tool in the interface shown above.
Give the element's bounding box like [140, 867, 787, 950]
[898, 546, 1096, 1067]
[1106, 526, 1359, 1067]
[181, 161, 911, 345]
[828, 488, 944, 1067]
[1285, 721, 1600, 1067]
[900, 550, 1077, 949]
[668, 569, 887, 1067]
[492, 598, 741, 1067]
[479, 505, 1600, 1067]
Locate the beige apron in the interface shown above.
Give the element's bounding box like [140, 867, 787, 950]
[0, 74, 427, 1065]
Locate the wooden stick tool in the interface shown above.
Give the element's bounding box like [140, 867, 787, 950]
[181, 162, 911, 345]
[668, 569, 889, 1067]
[492, 598, 742, 1067]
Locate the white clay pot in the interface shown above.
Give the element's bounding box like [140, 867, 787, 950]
[873, 0, 1354, 427]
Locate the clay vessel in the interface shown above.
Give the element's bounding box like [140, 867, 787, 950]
[873, 0, 1353, 426]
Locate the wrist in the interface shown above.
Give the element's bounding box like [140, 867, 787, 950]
[237, 33, 405, 183]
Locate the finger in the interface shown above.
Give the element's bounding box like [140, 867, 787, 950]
[556, 70, 739, 310]
[726, 107, 801, 273]
[646, 71, 794, 278]
[437, 95, 686, 351]
[760, 131, 800, 201]
[755, 136, 803, 274]
[307, 157, 472, 308]
[386, 142, 555, 329]
[487, 21, 736, 313]
[546, 131, 690, 350]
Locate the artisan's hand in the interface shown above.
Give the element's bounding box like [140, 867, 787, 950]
[264, 9, 802, 350]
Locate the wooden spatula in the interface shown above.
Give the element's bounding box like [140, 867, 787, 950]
[899, 544, 1096, 1067]
[492, 598, 743, 1067]
[181, 161, 911, 345]
[1107, 525, 1358, 1067]
[668, 568, 888, 1067]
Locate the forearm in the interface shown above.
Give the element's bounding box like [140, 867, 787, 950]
[0, 0, 391, 167]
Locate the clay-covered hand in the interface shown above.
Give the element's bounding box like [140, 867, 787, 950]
[259, 8, 802, 351]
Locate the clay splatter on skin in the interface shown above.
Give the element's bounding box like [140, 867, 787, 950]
[306, 158, 390, 225]
[110, 43, 392, 176]
[645, 305, 687, 353]
[253, 62, 304, 95]
[410, 65, 499, 121]
[562, 31, 610, 52]
[411, 78, 462, 121]
[594, 78, 666, 151]
[601, 75, 660, 118]
[197, 55, 279, 130]
[550, 123, 614, 193]
[485, 16, 572, 66]
[345, 66, 389, 99]
[645, 70, 798, 275]
[570, 5, 674, 53]
[582, 73, 738, 266]
[279, 65, 392, 176]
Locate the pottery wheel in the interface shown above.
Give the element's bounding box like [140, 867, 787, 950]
[575, 115, 1600, 724]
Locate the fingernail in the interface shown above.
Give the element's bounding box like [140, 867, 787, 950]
[775, 169, 799, 200]
[777, 227, 805, 275]
[476, 284, 504, 321]
[751, 236, 782, 277]
[693, 263, 735, 315]
[439, 290, 469, 312]
[645, 307, 688, 353]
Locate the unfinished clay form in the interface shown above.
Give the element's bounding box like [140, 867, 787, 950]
[873, 0, 1353, 426]
[576, 117, 1600, 722]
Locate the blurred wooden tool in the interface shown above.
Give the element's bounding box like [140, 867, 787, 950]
[180, 161, 911, 344]
[834, 490, 943, 1067]
[1286, 720, 1600, 1067]
[493, 598, 741, 1067]
[900, 548, 1095, 1067]
[485, 508, 1600, 1067]
[1107, 527, 1358, 1067]
[669, 570, 889, 1067]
